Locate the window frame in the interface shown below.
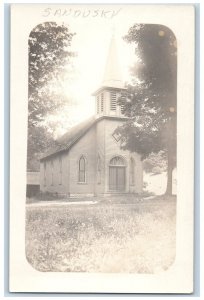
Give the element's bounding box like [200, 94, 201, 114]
[51, 159, 54, 186]
[130, 157, 135, 186]
[78, 155, 87, 184]
[97, 155, 102, 184]
[43, 161, 46, 187]
[59, 156, 62, 185]
[109, 156, 126, 166]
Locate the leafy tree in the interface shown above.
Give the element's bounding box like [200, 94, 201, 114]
[27, 22, 75, 171]
[116, 24, 177, 195]
[28, 21, 75, 127]
[143, 150, 167, 174]
[27, 126, 57, 171]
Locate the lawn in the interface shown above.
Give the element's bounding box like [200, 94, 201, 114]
[26, 196, 176, 273]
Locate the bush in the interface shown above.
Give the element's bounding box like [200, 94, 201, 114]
[143, 151, 167, 174]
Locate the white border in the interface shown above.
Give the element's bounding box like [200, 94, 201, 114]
[7, 1, 198, 292]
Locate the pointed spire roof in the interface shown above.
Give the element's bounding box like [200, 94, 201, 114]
[102, 34, 124, 89]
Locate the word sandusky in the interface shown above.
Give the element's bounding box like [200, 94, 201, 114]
[42, 7, 122, 19]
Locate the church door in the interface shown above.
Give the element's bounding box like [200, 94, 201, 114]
[109, 157, 126, 191]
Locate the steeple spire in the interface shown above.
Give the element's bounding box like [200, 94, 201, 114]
[93, 33, 126, 118]
[102, 34, 124, 89]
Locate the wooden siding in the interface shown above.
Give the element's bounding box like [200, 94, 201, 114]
[27, 172, 40, 185]
[40, 118, 143, 196]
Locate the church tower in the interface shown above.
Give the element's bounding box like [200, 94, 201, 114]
[93, 34, 142, 195]
[93, 34, 126, 118]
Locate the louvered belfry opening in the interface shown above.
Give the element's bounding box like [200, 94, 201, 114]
[110, 91, 117, 111]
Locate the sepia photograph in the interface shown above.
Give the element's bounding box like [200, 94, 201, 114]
[9, 4, 194, 293]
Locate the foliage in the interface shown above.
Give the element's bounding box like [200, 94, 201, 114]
[143, 150, 167, 173]
[116, 24, 177, 194]
[26, 197, 176, 273]
[27, 22, 75, 171]
[27, 125, 57, 171]
[28, 21, 75, 126]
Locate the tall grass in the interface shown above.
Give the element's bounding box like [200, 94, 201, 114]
[26, 197, 176, 273]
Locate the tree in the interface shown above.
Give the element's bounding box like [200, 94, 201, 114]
[143, 150, 167, 174]
[116, 24, 177, 195]
[27, 126, 57, 171]
[27, 22, 75, 171]
[28, 21, 75, 127]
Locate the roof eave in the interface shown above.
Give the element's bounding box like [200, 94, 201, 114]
[92, 85, 127, 96]
[40, 115, 128, 161]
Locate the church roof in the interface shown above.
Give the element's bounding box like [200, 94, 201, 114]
[40, 116, 96, 161]
[40, 115, 127, 161]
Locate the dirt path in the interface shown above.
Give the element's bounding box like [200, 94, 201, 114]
[26, 200, 98, 207]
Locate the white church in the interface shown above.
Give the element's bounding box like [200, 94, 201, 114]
[40, 35, 143, 197]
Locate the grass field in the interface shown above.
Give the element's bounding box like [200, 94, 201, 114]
[26, 196, 176, 273]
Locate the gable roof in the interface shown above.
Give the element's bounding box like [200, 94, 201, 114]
[40, 115, 128, 161]
[40, 116, 96, 161]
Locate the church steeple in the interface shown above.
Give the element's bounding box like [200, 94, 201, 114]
[102, 34, 124, 90]
[93, 34, 126, 118]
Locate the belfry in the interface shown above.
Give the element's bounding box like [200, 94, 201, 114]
[93, 34, 126, 118]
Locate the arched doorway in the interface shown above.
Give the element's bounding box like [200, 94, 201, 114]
[109, 156, 126, 191]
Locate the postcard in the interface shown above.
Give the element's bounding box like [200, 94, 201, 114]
[10, 4, 195, 293]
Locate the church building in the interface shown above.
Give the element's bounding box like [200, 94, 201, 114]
[40, 36, 143, 197]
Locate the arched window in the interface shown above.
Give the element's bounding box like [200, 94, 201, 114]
[78, 156, 86, 183]
[97, 155, 101, 184]
[51, 160, 54, 186]
[110, 156, 125, 166]
[130, 158, 135, 185]
[59, 156, 62, 185]
[43, 161, 46, 186]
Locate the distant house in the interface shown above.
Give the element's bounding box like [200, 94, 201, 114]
[26, 171, 40, 197]
[40, 36, 143, 197]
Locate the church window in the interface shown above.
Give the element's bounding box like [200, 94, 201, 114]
[112, 131, 121, 142]
[97, 96, 100, 114]
[51, 160, 54, 185]
[43, 161, 46, 186]
[78, 156, 86, 183]
[130, 158, 135, 185]
[101, 93, 104, 112]
[59, 156, 62, 185]
[110, 156, 125, 166]
[97, 155, 101, 184]
[110, 92, 117, 111]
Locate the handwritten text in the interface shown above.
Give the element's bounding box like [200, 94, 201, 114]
[42, 8, 122, 19]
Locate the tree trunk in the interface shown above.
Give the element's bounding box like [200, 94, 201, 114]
[165, 150, 173, 195]
[165, 113, 176, 195]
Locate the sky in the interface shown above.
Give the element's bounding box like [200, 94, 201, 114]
[45, 8, 139, 136]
